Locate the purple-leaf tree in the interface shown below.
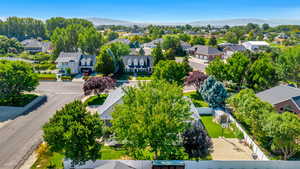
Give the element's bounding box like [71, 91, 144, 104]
[184, 71, 208, 90]
[83, 76, 116, 96]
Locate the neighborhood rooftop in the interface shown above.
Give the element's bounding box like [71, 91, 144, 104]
[256, 85, 300, 105]
[190, 45, 223, 55]
[55, 52, 83, 63]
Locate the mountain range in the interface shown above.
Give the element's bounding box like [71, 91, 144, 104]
[87, 17, 300, 26]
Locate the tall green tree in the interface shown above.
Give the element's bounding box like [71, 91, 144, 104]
[51, 24, 84, 56]
[0, 35, 24, 54]
[227, 89, 274, 141]
[0, 60, 38, 101]
[224, 32, 238, 43]
[190, 36, 205, 46]
[151, 44, 165, 65]
[246, 55, 279, 91]
[78, 27, 103, 55]
[152, 60, 187, 85]
[112, 81, 191, 160]
[43, 100, 104, 165]
[263, 112, 300, 160]
[207, 36, 217, 47]
[226, 52, 250, 90]
[96, 46, 115, 75]
[277, 46, 300, 85]
[205, 58, 228, 82]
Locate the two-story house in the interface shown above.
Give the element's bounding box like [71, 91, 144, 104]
[55, 52, 96, 74]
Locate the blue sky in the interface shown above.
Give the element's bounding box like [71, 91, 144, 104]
[1, 0, 300, 22]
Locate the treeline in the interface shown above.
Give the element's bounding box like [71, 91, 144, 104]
[0, 17, 93, 41]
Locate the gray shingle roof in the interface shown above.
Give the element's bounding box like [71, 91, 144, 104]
[98, 87, 124, 120]
[65, 160, 300, 169]
[122, 55, 153, 67]
[21, 39, 42, 48]
[219, 43, 247, 52]
[256, 85, 300, 105]
[190, 45, 223, 55]
[55, 52, 82, 63]
[95, 161, 135, 169]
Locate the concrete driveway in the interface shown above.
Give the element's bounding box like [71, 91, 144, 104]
[0, 82, 83, 169]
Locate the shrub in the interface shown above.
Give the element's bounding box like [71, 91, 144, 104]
[61, 76, 72, 81]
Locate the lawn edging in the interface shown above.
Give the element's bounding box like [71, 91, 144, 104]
[227, 113, 270, 160]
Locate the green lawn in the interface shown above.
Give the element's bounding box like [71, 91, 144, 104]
[31, 146, 128, 169]
[183, 91, 209, 107]
[135, 75, 152, 80]
[84, 94, 108, 106]
[0, 94, 38, 107]
[100, 146, 127, 160]
[200, 116, 236, 138]
[37, 73, 57, 81]
[31, 150, 64, 169]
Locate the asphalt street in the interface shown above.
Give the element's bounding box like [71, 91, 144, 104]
[0, 82, 83, 169]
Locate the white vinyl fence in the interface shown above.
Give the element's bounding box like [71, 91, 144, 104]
[227, 113, 270, 160]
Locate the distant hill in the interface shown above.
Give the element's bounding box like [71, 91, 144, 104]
[87, 17, 300, 26]
[189, 18, 300, 26]
[87, 17, 136, 26]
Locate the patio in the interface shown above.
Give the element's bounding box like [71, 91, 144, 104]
[211, 138, 254, 160]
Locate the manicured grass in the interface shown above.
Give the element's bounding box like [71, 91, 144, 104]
[183, 91, 209, 107]
[84, 94, 108, 106]
[135, 75, 152, 80]
[0, 94, 38, 107]
[100, 146, 127, 160]
[31, 149, 64, 169]
[200, 116, 236, 138]
[37, 73, 57, 81]
[31, 146, 127, 169]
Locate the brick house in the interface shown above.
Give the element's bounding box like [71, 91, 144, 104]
[256, 85, 300, 116]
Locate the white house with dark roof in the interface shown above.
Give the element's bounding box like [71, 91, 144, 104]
[55, 52, 96, 74]
[256, 85, 300, 116]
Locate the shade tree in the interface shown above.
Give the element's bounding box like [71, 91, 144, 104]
[0, 60, 38, 101]
[43, 100, 104, 166]
[112, 81, 191, 160]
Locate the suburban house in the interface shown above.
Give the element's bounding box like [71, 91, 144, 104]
[21, 39, 52, 53]
[256, 85, 300, 116]
[188, 45, 224, 62]
[273, 33, 289, 44]
[218, 43, 247, 59]
[122, 48, 153, 73]
[242, 41, 269, 51]
[55, 52, 96, 74]
[98, 88, 199, 125]
[98, 87, 124, 125]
